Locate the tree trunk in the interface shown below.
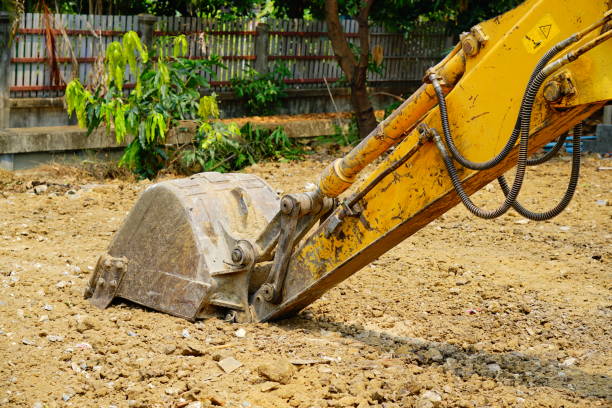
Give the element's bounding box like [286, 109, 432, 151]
[325, 0, 377, 139]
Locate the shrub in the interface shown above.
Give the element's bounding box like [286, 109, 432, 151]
[231, 62, 291, 116]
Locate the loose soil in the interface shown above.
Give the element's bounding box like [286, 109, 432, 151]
[0, 150, 610, 408]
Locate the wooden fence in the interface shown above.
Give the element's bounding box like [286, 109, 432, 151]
[7, 13, 451, 98]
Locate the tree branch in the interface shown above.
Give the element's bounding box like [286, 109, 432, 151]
[356, 0, 374, 69]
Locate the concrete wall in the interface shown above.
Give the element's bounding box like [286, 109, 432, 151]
[8, 84, 416, 128]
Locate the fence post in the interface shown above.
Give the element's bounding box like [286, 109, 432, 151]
[254, 22, 269, 74]
[138, 14, 157, 50]
[0, 12, 11, 131]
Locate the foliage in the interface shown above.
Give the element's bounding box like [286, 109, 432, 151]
[65, 31, 231, 178]
[316, 119, 360, 147]
[66, 31, 302, 178]
[179, 124, 304, 173]
[275, 0, 524, 37]
[231, 62, 291, 116]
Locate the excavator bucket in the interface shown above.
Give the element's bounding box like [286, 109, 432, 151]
[84, 172, 279, 321]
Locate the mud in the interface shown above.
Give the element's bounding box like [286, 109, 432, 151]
[0, 152, 610, 408]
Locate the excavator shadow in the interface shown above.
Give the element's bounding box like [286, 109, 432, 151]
[280, 316, 612, 401]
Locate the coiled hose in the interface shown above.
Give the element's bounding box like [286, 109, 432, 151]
[431, 36, 576, 171]
[497, 123, 582, 220]
[432, 67, 551, 219]
[526, 132, 568, 166]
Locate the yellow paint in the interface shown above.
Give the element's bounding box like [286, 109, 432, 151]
[522, 13, 561, 54]
[318, 49, 466, 198]
[262, 0, 612, 320]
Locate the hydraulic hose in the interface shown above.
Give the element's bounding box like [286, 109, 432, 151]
[431, 36, 577, 171]
[497, 123, 582, 221]
[526, 132, 568, 166]
[431, 66, 552, 219]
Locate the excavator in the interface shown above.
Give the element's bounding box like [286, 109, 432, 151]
[85, 0, 612, 324]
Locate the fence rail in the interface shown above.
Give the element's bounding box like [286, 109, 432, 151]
[7, 13, 451, 98]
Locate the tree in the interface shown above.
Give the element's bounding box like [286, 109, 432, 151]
[325, 0, 377, 138]
[278, 0, 523, 138]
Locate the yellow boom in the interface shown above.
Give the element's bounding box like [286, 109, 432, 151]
[86, 0, 612, 324]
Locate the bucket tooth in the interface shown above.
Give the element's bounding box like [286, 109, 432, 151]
[86, 172, 280, 321]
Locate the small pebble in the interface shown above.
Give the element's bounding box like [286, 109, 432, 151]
[561, 357, 577, 367]
[235, 328, 247, 338]
[47, 335, 64, 342]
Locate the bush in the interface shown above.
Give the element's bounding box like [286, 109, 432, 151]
[231, 62, 291, 116]
[65, 32, 301, 178]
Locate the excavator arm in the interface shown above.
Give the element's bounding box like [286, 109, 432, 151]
[86, 0, 612, 323]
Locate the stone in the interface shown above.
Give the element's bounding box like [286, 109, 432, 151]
[422, 390, 442, 403]
[257, 358, 296, 384]
[561, 357, 576, 367]
[218, 357, 242, 373]
[162, 344, 177, 355]
[235, 328, 247, 338]
[47, 334, 64, 342]
[423, 348, 443, 362]
[33, 185, 48, 195]
[487, 363, 501, 374]
[76, 315, 97, 333]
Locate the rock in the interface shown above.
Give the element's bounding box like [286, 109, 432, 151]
[56, 280, 70, 289]
[43, 304, 53, 311]
[32, 402, 44, 408]
[47, 334, 64, 342]
[235, 328, 246, 338]
[22, 338, 36, 346]
[416, 400, 434, 408]
[162, 344, 177, 355]
[260, 382, 279, 392]
[33, 185, 48, 195]
[180, 342, 205, 356]
[76, 315, 97, 333]
[404, 382, 423, 395]
[420, 390, 442, 407]
[257, 358, 296, 384]
[422, 390, 442, 402]
[218, 357, 242, 373]
[423, 348, 443, 362]
[482, 380, 496, 390]
[561, 357, 576, 367]
[449, 287, 460, 295]
[318, 366, 332, 374]
[182, 329, 191, 338]
[487, 363, 501, 374]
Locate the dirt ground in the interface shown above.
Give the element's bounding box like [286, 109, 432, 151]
[0, 149, 610, 408]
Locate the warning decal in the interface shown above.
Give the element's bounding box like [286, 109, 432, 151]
[522, 14, 560, 54]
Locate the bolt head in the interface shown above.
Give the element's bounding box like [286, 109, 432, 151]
[261, 283, 274, 302]
[231, 248, 244, 264]
[461, 35, 479, 57]
[543, 80, 563, 102]
[280, 196, 294, 214]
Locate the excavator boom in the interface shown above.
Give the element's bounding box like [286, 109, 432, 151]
[86, 0, 612, 323]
